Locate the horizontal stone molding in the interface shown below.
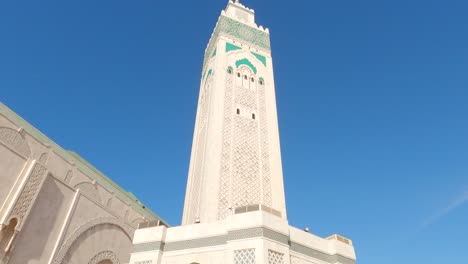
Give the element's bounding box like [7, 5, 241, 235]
[132, 226, 355, 264]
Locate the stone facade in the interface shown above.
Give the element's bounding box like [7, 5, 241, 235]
[183, 0, 286, 226]
[0, 102, 167, 264]
[130, 1, 356, 264]
[130, 211, 355, 264]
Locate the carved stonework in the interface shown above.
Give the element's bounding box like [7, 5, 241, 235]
[75, 182, 101, 203]
[204, 15, 270, 67]
[38, 152, 49, 165]
[64, 170, 73, 184]
[259, 80, 272, 206]
[0, 127, 31, 159]
[218, 69, 235, 220]
[53, 217, 134, 264]
[231, 66, 260, 208]
[268, 250, 284, 264]
[232, 115, 260, 207]
[234, 248, 256, 264]
[9, 163, 47, 228]
[88, 250, 120, 264]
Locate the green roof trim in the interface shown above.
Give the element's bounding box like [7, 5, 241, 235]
[251, 52, 267, 66]
[226, 42, 242, 52]
[236, 58, 257, 74]
[212, 48, 217, 58]
[0, 102, 169, 226]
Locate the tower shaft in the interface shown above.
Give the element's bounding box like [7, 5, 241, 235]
[182, 1, 286, 225]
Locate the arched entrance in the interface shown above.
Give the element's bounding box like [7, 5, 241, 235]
[88, 250, 120, 264]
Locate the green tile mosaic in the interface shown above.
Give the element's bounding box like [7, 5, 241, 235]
[226, 42, 242, 52]
[204, 15, 271, 67]
[236, 58, 257, 74]
[251, 52, 267, 66]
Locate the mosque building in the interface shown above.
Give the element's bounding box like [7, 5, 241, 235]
[129, 1, 356, 264]
[0, 1, 355, 264]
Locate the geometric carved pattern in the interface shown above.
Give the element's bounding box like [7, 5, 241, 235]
[232, 67, 260, 208]
[234, 248, 256, 264]
[64, 170, 73, 184]
[53, 217, 134, 264]
[268, 250, 284, 264]
[218, 70, 234, 220]
[236, 85, 257, 108]
[218, 62, 276, 218]
[38, 152, 49, 165]
[232, 115, 260, 207]
[88, 250, 120, 264]
[10, 162, 46, 228]
[0, 127, 31, 158]
[75, 182, 101, 203]
[259, 81, 272, 206]
[204, 15, 271, 67]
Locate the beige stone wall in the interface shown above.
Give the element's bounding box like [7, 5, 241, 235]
[0, 104, 165, 264]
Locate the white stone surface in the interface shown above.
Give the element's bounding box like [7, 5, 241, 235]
[130, 211, 355, 264]
[182, 0, 287, 226]
[131, 2, 355, 264]
[0, 102, 165, 264]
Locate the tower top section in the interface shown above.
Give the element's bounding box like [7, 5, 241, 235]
[225, 0, 256, 26]
[202, 1, 270, 68]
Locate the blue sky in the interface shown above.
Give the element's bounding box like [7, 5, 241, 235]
[1, 0, 467, 263]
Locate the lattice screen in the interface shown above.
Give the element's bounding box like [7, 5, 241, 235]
[268, 250, 284, 264]
[234, 248, 256, 264]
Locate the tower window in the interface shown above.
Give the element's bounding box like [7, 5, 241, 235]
[259, 80, 264, 85]
[244, 75, 248, 80]
[237, 109, 240, 115]
[227, 68, 233, 74]
[252, 113, 255, 119]
[237, 72, 241, 77]
[251, 77, 254, 82]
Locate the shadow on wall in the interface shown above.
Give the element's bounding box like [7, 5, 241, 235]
[0, 218, 18, 262]
[9, 175, 65, 263]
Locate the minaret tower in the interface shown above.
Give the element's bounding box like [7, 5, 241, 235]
[129, 2, 356, 264]
[182, 0, 286, 225]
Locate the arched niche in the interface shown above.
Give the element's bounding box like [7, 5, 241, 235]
[53, 217, 133, 264]
[0, 127, 31, 159]
[88, 250, 120, 264]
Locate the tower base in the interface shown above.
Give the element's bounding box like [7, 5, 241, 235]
[129, 211, 355, 264]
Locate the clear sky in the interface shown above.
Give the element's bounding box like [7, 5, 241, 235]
[1, 0, 467, 263]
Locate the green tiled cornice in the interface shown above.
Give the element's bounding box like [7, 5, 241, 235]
[204, 15, 271, 67]
[165, 235, 227, 251]
[0, 102, 168, 226]
[133, 242, 164, 253]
